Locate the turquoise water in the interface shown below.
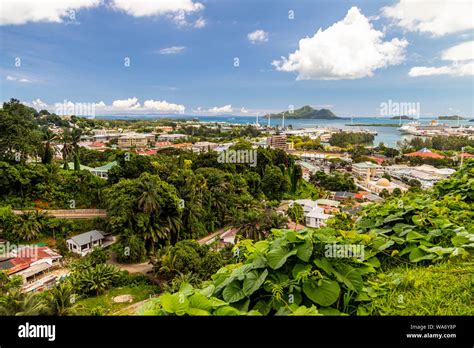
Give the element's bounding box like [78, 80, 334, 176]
[97, 115, 473, 148]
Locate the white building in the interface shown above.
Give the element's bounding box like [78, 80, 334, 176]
[66, 230, 105, 256]
[384, 164, 456, 189]
[290, 199, 333, 228]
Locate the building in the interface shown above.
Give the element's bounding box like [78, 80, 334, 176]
[266, 135, 294, 151]
[290, 199, 333, 228]
[365, 178, 408, 194]
[67, 161, 117, 179]
[157, 133, 187, 142]
[298, 161, 319, 181]
[192, 141, 219, 153]
[118, 134, 149, 149]
[66, 230, 106, 256]
[352, 162, 384, 180]
[404, 148, 445, 159]
[384, 164, 455, 189]
[0, 246, 62, 291]
[332, 191, 357, 201]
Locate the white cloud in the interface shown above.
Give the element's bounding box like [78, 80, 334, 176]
[382, 0, 474, 37]
[248, 30, 269, 43]
[159, 46, 186, 55]
[208, 105, 233, 113]
[94, 101, 106, 108]
[5, 75, 31, 83]
[240, 107, 249, 114]
[111, 0, 203, 18]
[143, 99, 185, 113]
[272, 7, 408, 80]
[194, 17, 206, 28]
[409, 41, 474, 77]
[112, 97, 140, 109]
[0, 0, 101, 26]
[32, 99, 48, 109]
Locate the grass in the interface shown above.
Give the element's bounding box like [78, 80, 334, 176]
[75, 285, 159, 316]
[365, 260, 473, 315]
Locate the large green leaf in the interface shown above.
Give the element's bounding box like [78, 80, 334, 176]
[188, 293, 213, 312]
[333, 264, 364, 292]
[266, 247, 297, 269]
[222, 280, 246, 303]
[296, 239, 313, 262]
[160, 293, 189, 315]
[408, 247, 436, 262]
[243, 269, 268, 296]
[302, 279, 340, 306]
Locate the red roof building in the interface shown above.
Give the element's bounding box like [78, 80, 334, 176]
[404, 148, 445, 159]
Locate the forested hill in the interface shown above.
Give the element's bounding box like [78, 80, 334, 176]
[264, 105, 341, 119]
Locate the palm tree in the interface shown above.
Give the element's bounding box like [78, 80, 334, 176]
[15, 211, 45, 241]
[47, 281, 80, 316]
[138, 180, 160, 214]
[233, 210, 265, 240]
[41, 127, 57, 164]
[59, 129, 72, 170]
[0, 290, 50, 316]
[71, 128, 83, 171]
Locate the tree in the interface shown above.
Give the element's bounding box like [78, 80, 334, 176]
[40, 127, 56, 165]
[379, 189, 390, 198]
[262, 165, 290, 201]
[70, 263, 121, 296]
[47, 281, 80, 316]
[287, 202, 304, 225]
[0, 290, 50, 316]
[15, 211, 46, 241]
[71, 128, 83, 171]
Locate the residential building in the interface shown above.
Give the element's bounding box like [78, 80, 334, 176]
[67, 161, 117, 179]
[352, 162, 384, 180]
[290, 199, 333, 228]
[157, 133, 187, 142]
[332, 191, 357, 201]
[266, 135, 293, 151]
[0, 246, 62, 291]
[118, 134, 149, 149]
[66, 230, 106, 256]
[192, 141, 219, 153]
[298, 161, 318, 181]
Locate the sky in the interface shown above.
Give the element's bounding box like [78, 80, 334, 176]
[0, 0, 473, 118]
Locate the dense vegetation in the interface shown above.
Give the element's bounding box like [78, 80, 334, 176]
[138, 162, 473, 316]
[265, 106, 340, 120]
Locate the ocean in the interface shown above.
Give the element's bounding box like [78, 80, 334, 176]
[96, 115, 473, 148]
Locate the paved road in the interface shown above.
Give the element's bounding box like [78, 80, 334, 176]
[13, 209, 107, 219]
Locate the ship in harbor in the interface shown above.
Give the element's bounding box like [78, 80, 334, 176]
[398, 120, 474, 137]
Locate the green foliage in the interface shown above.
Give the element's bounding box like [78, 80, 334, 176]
[329, 132, 374, 147]
[287, 203, 304, 225]
[69, 263, 122, 296]
[153, 240, 225, 281]
[310, 171, 357, 192]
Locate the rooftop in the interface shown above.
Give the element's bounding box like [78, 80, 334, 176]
[67, 230, 105, 246]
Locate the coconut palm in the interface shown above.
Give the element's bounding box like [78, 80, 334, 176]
[15, 211, 46, 241]
[0, 290, 50, 316]
[47, 281, 80, 316]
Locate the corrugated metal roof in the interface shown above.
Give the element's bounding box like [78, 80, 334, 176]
[68, 230, 104, 246]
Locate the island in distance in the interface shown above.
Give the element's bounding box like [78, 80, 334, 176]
[264, 105, 341, 120]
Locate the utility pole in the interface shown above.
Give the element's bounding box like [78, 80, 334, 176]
[460, 146, 464, 169]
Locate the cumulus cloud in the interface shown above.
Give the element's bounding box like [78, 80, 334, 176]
[112, 97, 141, 109]
[144, 99, 185, 113]
[111, 0, 203, 18]
[382, 0, 474, 37]
[0, 0, 101, 25]
[208, 105, 233, 113]
[409, 41, 474, 77]
[240, 107, 249, 114]
[248, 30, 269, 43]
[32, 99, 48, 109]
[272, 7, 408, 80]
[159, 46, 186, 55]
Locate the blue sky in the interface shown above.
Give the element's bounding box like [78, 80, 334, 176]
[1, 0, 473, 117]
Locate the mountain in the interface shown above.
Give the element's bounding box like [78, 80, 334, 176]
[438, 115, 464, 120]
[264, 105, 340, 119]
